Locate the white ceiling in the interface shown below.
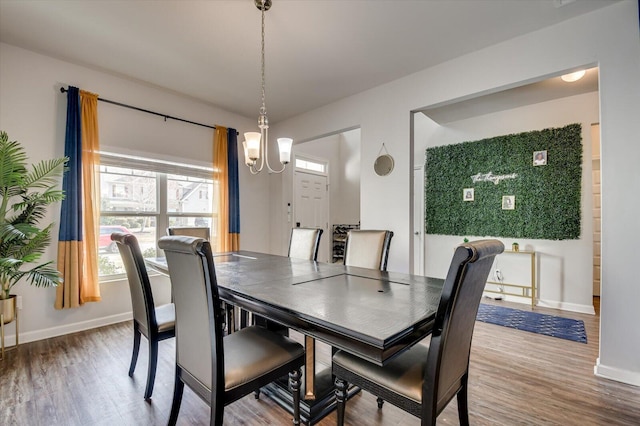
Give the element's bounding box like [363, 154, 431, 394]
[422, 67, 599, 124]
[0, 0, 615, 122]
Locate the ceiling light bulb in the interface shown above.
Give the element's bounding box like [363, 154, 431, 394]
[561, 70, 586, 82]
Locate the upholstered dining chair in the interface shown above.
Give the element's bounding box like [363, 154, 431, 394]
[242, 227, 325, 329]
[288, 227, 324, 261]
[333, 239, 504, 426]
[166, 225, 237, 331]
[343, 229, 394, 271]
[167, 226, 210, 240]
[111, 232, 175, 401]
[158, 235, 305, 426]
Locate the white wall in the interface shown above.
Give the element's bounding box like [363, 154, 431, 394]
[415, 91, 599, 314]
[337, 129, 361, 224]
[0, 43, 266, 344]
[271, 2, 640, 386]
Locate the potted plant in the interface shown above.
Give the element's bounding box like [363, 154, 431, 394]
[0, 131, 67, 326]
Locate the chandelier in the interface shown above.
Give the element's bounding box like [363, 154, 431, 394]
[243, 0, 292, 174]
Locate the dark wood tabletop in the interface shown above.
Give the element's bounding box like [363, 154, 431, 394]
[147, 250, 444, 366]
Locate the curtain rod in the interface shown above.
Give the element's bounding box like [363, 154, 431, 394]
[60, 87, 238, 134]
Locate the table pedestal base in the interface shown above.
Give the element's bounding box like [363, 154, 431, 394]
[260, 363, 360, 425]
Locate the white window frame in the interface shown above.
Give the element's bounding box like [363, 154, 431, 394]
[99, 152, 215, 281]
[295, 154, 328, 176]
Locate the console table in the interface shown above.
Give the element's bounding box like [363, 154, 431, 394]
[485, 249, 536, 308]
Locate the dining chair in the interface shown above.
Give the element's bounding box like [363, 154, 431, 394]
[111, 232, 175, 401]
[333, 239, 504, 426]
[244, 226, 324, 331]
[343, 229, 394, 271]
[288, 227, 323, 261]
[158, 235, 305, 426]
[167, 226, 210, 240]
[167, 224, 236, 332]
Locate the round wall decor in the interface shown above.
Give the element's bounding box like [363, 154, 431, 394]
[374, 154, 395, 176]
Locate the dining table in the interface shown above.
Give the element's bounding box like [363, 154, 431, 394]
[146, 250, 444, 424]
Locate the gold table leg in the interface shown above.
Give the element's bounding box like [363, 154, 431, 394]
[531, 252, 536, 309]
[304, 335, 316, 401]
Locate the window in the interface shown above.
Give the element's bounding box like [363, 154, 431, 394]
[98, 153, 216, 278]
[295, 158, 326, 173]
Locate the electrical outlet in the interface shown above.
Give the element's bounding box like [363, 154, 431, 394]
[17, 295, 23, 309]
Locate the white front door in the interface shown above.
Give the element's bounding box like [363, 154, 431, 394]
[294, 171, 329, 263]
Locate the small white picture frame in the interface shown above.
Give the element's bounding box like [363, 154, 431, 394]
[533, 150, 547, 166]
[463, 188, 474, 201]
[502, 195, 515, 210]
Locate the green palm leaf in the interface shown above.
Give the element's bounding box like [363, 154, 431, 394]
[0, 131, 66, 298]
[23, 157, 68, 189]
[24, 262, 62, 287]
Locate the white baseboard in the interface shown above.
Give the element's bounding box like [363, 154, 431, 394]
[1, 312, 132, 347]
[594, 358, 640, 387]
[536, 299, 595, 315]
[481, 293, 596, 315]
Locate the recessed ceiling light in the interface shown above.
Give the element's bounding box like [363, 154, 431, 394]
[561, 70, 586, 82]
[554, 0, 576, 8]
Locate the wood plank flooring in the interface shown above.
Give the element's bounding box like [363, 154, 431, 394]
[1, 298, 639, 425]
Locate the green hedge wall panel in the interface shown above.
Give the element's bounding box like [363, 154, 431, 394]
[425, 123, 582, 240]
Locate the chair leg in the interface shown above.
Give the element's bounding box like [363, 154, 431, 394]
[376, 396, 384, 409]
[457, 381, 470, 426]
[335, 378, 348, 426]
[220, 301, 230, 335]
[129, 326, 141, 377]
[289, 368, 302, 426]
[226, 304, 236, 334]
[144, 339, 159, 400]
[168, 368, 184, 426]
[240, 309, 249, 329]
[254, 389, 261, 399]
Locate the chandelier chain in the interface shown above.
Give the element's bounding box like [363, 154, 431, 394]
[260, 0, 267, 117]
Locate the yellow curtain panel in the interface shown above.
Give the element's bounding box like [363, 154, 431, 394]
[79, 90, 101, 302]
[213, 126, 240, 252]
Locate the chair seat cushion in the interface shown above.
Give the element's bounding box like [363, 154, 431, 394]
[154, 303, 175, 332]
[333, 341, 429, 405]
[224, 326, 304, 391]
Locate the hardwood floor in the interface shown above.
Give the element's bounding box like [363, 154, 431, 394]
[1, 297, 639, 425]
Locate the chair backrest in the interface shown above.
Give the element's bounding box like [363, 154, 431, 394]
[111, 232, 157, 334]
[343, 230, 394, 271]
[424, 239, 504, 417]
[158, 235, 224, 403]
[288, 227, 323, 261]
[167, 226, 211, 240]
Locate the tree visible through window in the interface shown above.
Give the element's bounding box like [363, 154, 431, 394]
[98, 154, 217, 278]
